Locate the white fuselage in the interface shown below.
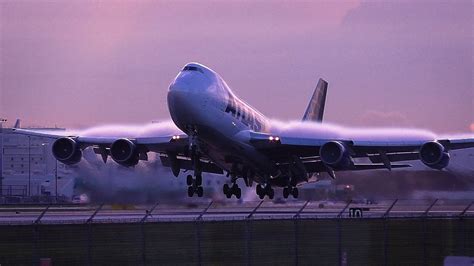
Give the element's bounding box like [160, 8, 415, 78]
[167, 63, 277, 181]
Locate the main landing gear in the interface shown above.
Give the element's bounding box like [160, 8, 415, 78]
[187, 173, 203, 197]
[256, 184, 274, 199]
[283, 186, 299, 199]
[223, 183, 241, 199]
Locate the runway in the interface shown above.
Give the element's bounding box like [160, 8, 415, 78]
[0, 199, 473, 224]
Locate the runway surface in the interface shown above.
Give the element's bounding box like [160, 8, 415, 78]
[1, 199, 473, 225]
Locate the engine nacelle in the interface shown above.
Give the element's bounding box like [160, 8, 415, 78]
[52, 137, 82, 165]
[419, 141, 450, 170]
[320, 141, 353, 169]
[110, 138, 139, 167]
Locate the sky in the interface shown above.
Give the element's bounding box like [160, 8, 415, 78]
[0, 0, 472, 134]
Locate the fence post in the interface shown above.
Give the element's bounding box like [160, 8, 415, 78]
[195, 201, 213, 266]
[34, 205, 50, 225]
[459, 200, 474, 217]
[293, 201, 309, 266]
[140, 202, 159, 266]
[337, 200, 351, 266]
[32, 224, 38, 266]
[337, 200, 352, 219]
[423, 199, 438, 217]
[32, 205, 50, 265]
[86, 203, 103, 266]
[422, 199, 437, 266]
[459, 201, 473, 255]
[383, 199, 398, 266]
[86, 203, 104, 224]
[246, 201, 264, 266]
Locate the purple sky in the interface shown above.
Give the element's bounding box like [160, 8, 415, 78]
[1, 1, 472, 133]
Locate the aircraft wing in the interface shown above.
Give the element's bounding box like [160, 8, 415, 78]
[10, 127, 224, 175]
[249, 131, 474, 166]
[12, 128, 189, 153]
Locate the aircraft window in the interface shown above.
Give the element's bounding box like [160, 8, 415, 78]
[182, 66, 204, 73]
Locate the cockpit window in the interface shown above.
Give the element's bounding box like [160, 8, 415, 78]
[182, 66, 204, 73]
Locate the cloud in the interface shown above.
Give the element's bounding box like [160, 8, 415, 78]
[269, 119, 436, 142]
[1, 1, 471, 135]
[470, 123, 474, 132]
[76, 120, 182, 138]
[356, 110, 410, 127]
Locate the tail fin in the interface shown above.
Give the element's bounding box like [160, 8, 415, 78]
[13, 119, 21, 129]
[302, 78, 328, 122]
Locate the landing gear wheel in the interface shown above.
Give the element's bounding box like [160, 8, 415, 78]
[256, 185, 266, 199]
[268, 188, 274, 199]
[187, 186, 194, 197]
[292, 187, 299, 198]
[231, 183, 238, 192]
[283, 187, 290, 199]
[256, 184, 274, 199]
[234, 186, 242, 199]
[223, 183, 241, 199]
[223, 184, 234, 198]
[196, 186, 204, 197]
[223, 184, 230, 195]
[186, 175, 193, 186]
[263, 184, 274, 200]
[195, 174, 202, 186]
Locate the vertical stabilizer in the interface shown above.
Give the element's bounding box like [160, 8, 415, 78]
[302, 78, 328, 122]
[14, 119, 21, 129]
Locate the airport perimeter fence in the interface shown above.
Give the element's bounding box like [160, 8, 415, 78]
[0, 199, 473, 265]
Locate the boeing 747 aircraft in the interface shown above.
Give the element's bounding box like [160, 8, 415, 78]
[14, 63, 474, 199]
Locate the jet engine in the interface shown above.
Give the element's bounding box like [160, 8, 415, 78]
[419, 141, 450, 170]
[110, 138, 139, 167]
[52, 137, 82, 165]
[319, 141, 353, 169]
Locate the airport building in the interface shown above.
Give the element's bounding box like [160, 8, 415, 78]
[0, 122, 76, 202]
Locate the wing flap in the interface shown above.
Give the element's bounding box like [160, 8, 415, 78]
[303, 161, 411, 173]
[369, 152, 419, 163]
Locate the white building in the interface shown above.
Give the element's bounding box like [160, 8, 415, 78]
[0, 124, 76, 201]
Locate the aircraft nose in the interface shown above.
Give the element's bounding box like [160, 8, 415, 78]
[167, 88, 189, 110]
[169, 80, 191, 92]
[169, 77, 190, 92]
[167, 79, 203, 129]
[169, 71, 208, 93]
[167, 69, 212, 130]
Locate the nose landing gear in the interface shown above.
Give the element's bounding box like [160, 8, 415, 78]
[223, 171, 242, 199]
[186, 133, 204, 198]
